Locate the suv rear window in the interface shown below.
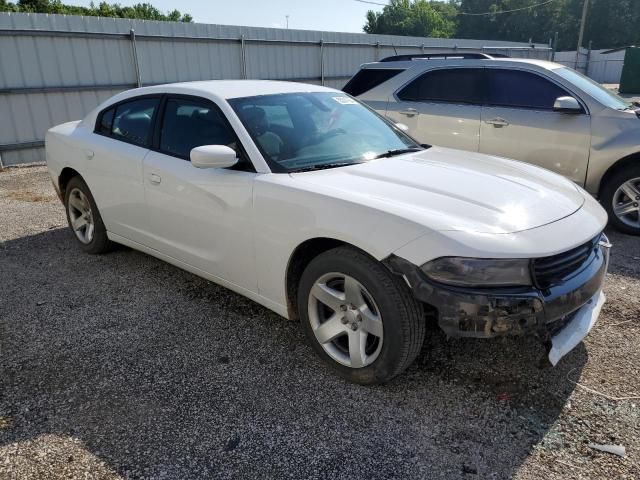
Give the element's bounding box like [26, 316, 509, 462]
[397, 68, 484, 104]
[342, 68, 404, 96]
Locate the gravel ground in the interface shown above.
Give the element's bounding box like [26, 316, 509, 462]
[0, 166, 638, 480]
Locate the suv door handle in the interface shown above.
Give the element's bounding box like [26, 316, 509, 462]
[148, 173, 161, 185]
[485, 117, 509, 127]
[400, 108, 419, 117]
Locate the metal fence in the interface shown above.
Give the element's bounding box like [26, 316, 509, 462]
[0, 12, 551, 167]
[554, 47, 626, 84]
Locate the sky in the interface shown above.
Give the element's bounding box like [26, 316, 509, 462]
[64, 0, 386, 33]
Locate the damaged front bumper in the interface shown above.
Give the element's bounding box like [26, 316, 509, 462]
[385, 235, 610, 363]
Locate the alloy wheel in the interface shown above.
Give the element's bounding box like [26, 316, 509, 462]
[67, 187, 95, 244]
[612, 177, 640, 229]
[307, 272, 384, 368]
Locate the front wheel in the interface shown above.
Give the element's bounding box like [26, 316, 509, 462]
[601, 166, 640, 235]
[298, 246, 425, 385]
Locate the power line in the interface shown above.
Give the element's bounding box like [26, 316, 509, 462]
[354, 0, 558, 16]
[458, 0, 557, 16]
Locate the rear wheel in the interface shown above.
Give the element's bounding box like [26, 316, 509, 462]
[64, 176, 113, 254]
[601, 166, 640, 235]
[298, 246, 425, 385]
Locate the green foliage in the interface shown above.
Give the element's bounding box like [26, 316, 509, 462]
[364, 0, 640, 51]
[0, 0, 193, 22]
[364, 0, 457, 38]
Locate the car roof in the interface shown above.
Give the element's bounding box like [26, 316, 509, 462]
[360, 57, 563, 71]
[114, 80, 336, 102]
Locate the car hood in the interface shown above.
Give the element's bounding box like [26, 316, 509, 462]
[290, 147, 585, 234]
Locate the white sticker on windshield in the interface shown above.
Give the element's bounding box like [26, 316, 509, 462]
[333, 96, 358, 105]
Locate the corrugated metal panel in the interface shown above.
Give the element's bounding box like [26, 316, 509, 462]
[0, 12, 551, 166]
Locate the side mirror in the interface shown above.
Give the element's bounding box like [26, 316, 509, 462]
[395, 122, 409, 132]
[553, 96, 582, 113]
[190, 145, 238, 169]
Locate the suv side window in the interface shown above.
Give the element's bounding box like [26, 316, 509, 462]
[96, 97, 159, 147]
[486, 69, 571, 110]
[397, 68, 484, 104]
[159, 97, 252, 171]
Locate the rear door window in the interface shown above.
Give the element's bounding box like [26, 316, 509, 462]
[397, 68, 485, 104]
[342, 69, 405, 96]
[485, 69, 571, 110]
[96, 97, 159, 147]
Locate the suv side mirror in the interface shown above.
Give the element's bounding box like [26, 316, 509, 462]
[190, 145, 238, 169]
[553, 96, 582, 113]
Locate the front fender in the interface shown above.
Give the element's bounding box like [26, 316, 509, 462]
[252, 175, 429, 309]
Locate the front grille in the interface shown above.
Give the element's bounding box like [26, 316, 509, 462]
[533, 234, 601, 288]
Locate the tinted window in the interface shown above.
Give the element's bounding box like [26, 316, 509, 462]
[342, 69, 404, 96]
[98, 107, 114, 135]
[397, 68, 484, 104]
[160, 98, 239, 160]
[111, 98, 158, 146]
[486, 69, 570, 110]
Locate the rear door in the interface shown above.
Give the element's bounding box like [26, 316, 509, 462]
[385, 67, 484, 151]
[479, 68, 591, 185]
[87, 96, 160, 243]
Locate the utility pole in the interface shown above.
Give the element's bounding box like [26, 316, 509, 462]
[286, 15, 289, 29]
[575, 0, 589, 69]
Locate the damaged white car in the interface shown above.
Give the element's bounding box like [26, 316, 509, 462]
[46, 81, 610, 384]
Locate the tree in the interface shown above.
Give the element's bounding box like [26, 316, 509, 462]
[364, 0, 640, 51]
[1, 0, 193, 22]
[364, 0, 457, 38]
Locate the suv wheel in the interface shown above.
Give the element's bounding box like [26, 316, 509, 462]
[298, 246, 425, 384]
[601, 166, 640, 235]
[64, 176, 113, 253]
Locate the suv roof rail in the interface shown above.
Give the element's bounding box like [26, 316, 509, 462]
[379, 52, 499, 62]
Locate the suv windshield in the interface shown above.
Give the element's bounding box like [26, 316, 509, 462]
[554, 67, 632, 111]
[229, 92, 420, 172]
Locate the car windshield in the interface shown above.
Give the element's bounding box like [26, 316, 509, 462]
[229, 92, 420, 172]
[554, 67, 632, 111]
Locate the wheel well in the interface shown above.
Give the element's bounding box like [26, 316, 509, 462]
[285, 238, 348, 321]
[598, 152, 640, 198]
[58, 167, 80, 199]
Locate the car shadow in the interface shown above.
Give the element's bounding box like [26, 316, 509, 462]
[0, 228, 590, 479]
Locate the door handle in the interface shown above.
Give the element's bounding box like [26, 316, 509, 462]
[485, 117, 509, 127]
[148, 173, 161, 185]
[399, 108, 419, 117]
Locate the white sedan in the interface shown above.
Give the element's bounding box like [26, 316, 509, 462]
[46, 80, 610, 384]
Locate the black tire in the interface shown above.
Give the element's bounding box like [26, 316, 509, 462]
[600, 165, 640, 235]
[64, 176, 114, 254]
[298, 246, 425, 385]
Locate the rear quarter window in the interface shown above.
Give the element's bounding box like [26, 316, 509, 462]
[343, 69, 404, 96]
[397, 68, 485, 104]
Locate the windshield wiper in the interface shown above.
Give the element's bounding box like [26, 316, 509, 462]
[374, 147, 423, 159]
[289, 162, 361, 173]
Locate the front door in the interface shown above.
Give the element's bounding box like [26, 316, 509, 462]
[385, 67, 484, 151]
[479, 68, 591, 185]
[142, 95, 257, 291]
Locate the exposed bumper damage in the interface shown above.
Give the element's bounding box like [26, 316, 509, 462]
[384, 236, 611, 364]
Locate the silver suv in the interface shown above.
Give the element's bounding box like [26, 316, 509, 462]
[345, 53, 640, 235]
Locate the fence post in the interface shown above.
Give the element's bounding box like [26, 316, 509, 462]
[129, 28, 142, 87]
[375, 41, 380, 61]
[319, 39, 325, 85]
[240, 35, 247, 79]
[586, 40, 593, 76]
[552, 31, 558, 61]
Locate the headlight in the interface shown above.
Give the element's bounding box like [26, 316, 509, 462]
[421, 257, 532, 287]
